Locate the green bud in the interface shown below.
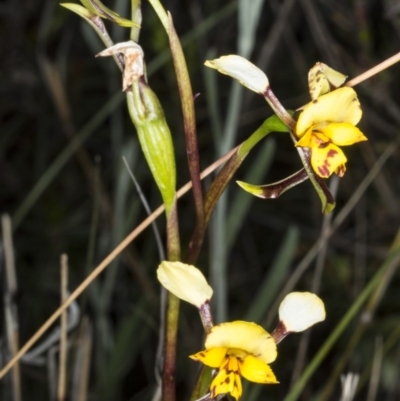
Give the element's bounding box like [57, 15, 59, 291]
[127, 80, 176, 215]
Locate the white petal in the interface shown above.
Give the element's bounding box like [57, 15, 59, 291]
[205, 55, 269, 94]
[157, 261, 213, 308]
[279, 292, 326, 332]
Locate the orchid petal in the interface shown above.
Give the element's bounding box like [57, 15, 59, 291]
[321, 122, 367, 146]
[240, 355, 279, 384]
[157, 261, 213, 308]
[296, 87, 362, 137]
[210, 370, 242, 400]
[279, 292, 326, 332]
[205, 55, 269, 94]
[189, 347, 227, 368]
[205, 321, 277, 364]
[308, 62, 347, 100]
[310, 142, 347, 178]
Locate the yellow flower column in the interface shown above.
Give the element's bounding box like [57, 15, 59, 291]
[295, 87, 367, 178]
[190, 321, 278, 400]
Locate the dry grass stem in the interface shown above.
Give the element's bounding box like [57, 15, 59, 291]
[71, 318, 93, 401]
[346, 51, 400, 87]
[58, 254, 69, 401]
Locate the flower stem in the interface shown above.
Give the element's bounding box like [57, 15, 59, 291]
[168, 13, 205, 265]
[271, 321, 289, 344]
[199, 302, 214, 333]
[146, 0, 169, 32]
[163, 200, 181, 401]
[162, 291, 180, 401]
[263, 87, 296, 131]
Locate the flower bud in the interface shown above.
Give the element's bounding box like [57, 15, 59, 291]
[127, 81, 176, 214]
[157, 261, 213, 308]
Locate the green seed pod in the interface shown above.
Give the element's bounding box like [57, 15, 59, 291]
[127, 80, 176, 215]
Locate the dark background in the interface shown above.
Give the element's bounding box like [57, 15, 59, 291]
[1, 0, 400, 400]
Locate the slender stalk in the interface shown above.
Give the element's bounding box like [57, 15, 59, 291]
[346, 51, 400, 87]
[58, 254, 69, 401]
[205, 116, 288, 224]
[263, 87, 296, 130]
[162, 290, 180, 401]
[163, 200, 181, 401]
[146, 0, 168, 31]
[130, 0, 142, 42]
[166, 201, 181, 262]
[168, 13, 205, 264]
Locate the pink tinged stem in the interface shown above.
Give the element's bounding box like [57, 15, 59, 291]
[199, 301, 214, 333]
[271, 321, 290, 344]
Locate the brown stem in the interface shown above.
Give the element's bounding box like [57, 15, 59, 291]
[168, 14, 205, 264]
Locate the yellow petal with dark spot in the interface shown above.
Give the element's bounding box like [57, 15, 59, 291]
[233, 373, 243, 400]
[310, 143, 347, 178]
[296, 128, 329, 148]
[296, 87, 362, 137]
[210, 370, 242, 400]
[320, 122, 367, 146]
[189, 347, 227, 368]
[205, 321, 277, 364]
[308, 62, 347, 100]
[240, 354, 279, 384]
[308, 63, 331, 100]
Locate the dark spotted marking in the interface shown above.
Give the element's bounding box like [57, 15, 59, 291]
[317, 149, 338, 177]
[335, 164, 346, 177]
[224, 377, 230, 384]
[318, 165, 330, 177]
[312, 99, 318, 104]
[199, 352, 206, 357]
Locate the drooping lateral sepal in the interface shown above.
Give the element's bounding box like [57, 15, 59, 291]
[237, 168, 309, 199]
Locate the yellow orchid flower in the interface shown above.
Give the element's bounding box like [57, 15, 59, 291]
[190, 321, 278, 400]
[295, 83, 367, 178]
